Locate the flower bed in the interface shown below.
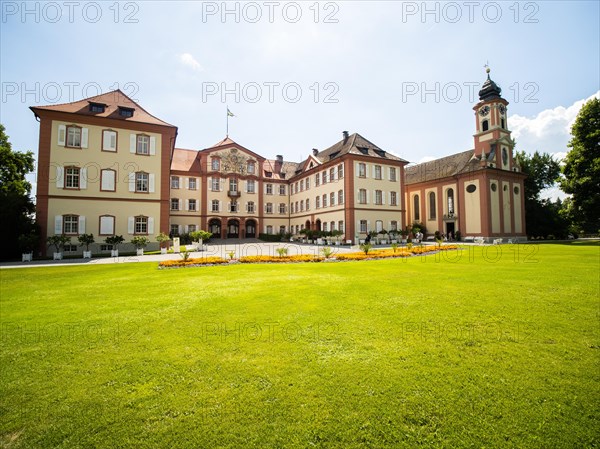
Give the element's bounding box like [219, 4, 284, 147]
[159, 257, 228, 268]
[239, 255, 324, 264]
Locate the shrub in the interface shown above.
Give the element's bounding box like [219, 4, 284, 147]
[239, 255, 324, 264]
[131, 236, 149, 249]
[159, 257, 227, 268]
[360, 243, 372, 255]
[321, 247, 334, 259]
[276, 247, 289, 257]
[156, 232, 170, 248]
[259, 233, 282, 242]
[77, 233, 95, 251]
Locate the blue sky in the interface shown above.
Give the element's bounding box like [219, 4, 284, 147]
[1, 1, 598, 197]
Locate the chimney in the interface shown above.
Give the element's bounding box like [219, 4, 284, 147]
[276, 155, 283, 163]
[312, 148, 319, 156]
[342, 131, 349, 143]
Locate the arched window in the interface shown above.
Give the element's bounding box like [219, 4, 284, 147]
[413, 195, 420, 221]
[501, 118, 505, 129]
[447, 188, 454, 215]
[429, 192, 436, 220]
[482, 120, 489, 132]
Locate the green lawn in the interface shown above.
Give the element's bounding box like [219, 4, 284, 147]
[1, 242, 599, 448]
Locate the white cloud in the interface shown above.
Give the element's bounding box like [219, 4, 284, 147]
[508, 91, 599, 155]
[179, 53, 203, 72]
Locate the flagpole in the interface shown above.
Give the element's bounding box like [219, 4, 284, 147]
[226, 105, 229, 137]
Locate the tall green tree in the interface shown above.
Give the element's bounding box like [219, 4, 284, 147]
[0, 124, 38, 259]
[515, 150, 567, 238]
[561, 97, 600, 234]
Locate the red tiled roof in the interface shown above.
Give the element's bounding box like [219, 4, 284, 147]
[30, 89, 176, 128]
[171, 148, 201, 172]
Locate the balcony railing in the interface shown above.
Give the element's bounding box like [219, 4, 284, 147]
[228, 190, 241, 198]
[443, 213, 457, 220]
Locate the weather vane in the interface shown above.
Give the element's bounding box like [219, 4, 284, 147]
[484, 61, 490, 73]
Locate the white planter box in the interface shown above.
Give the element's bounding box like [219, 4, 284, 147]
[22, 252, 32, 262]
[111, 250, 119, 257]
[359, 239, 365, 244]
[335, 241, 340, 246]
[381, 240, 387, 245]
[402, 239, 407, 243]
[136, 248, 144, 256]
[53, 252, 63, 260]
[391, 240, 398, 244]
[317, 239, 324, 245]
[83, 251, 92, 259]
[160, 247, 167, 254]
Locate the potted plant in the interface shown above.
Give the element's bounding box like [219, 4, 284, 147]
[156, 232, 170, 254]
[400, 228, 409, 243]
[379, 229, 388, 245]
[368, 230, 378, 245]
[131, 236, 149, 256]
[331, 229, 343, 245]
[105, 235, 124, 257]
[18, 231, 39, 262]
[78, 233, 95, 259]
[189, 230, 212, 251]
[47, 234, 70, 260]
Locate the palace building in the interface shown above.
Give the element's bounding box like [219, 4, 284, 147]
[30, 70, 525, 255]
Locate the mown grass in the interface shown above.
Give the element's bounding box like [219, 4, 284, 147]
[1, 242, 599, 448]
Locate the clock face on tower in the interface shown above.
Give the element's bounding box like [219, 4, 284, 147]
[479, 105, 490, 117]
[498, 104, 506, 115]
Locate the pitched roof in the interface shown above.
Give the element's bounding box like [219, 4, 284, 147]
[208, 136, 237, 148]
[171, 148, 201, 172]
[316, 132, 408, 164]
[262, 159, 300, 180]
[405, 150, 482, 184]
[30, 89, 175, 127]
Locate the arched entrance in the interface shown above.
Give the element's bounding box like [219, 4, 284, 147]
[227, 219, 240, 238]
[315, 219, 322, 231]
[245, 219, 257, 238]
[305, 220, 311, 230]
[208, 218, 221, 237]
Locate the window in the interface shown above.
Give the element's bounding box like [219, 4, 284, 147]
[429, 192, 437, 220]
[447, 189, 455, 214]
[279, 226, 286, 234]
[171, 198, 179, 211]
[247, 162, 255, 174]
[279, 184, 286, 195]
[374, 165, 382, 180]
[358, 163, 366, 178]
[247, 201, 255, 213]
[189, 178, 197, 190]
[322, 171, 328, 184]
[338, 164, 344, 178]
[136, 172, 149, 192]
[330, 192, 335, 206]
[375, 190, 383, 205]
[64, 244, 77, 252]
[482, 120, 489, 132]
[291, 203, 295, 214]
[65, 167, 80, 189]
[230, 202, 238, 212]
[316, 196, 320, 209]
[266, 203, 273, 214]
[360, 220, 367, 233]
[89, 102, 105, 113]
[135, 216, 148, 234]
[376, 220, 383, 232]
[300, 200, 304, 212]
[266, 184, 273, 195]
[229, 178, 238, 192]
[247, 179, 255, 193]
[300, 180, 304, 191]
[338, 221, 344, 233]
[279, 203, 286, 214]
[305, 178, 310, 189]
[211, 178, 220, 191]
[338, 190, 344, 204]
[330, 221, 335, 231]
[171, 176, 179, 189]
[390, 191, 398, 206]
[99, 215, 115, 235]
[359, 189, 367, 204]
[501, 118, 505, 129]
[306, 199, 310, 210]
[99, 169, 115, 192]
[389, 167, 397, 182]
[211, 158, 220, 171]
[211, 200, 219, 212]
[330, 168, 335, 182]
[266, 225, 273, 234]
[414, 195, 420, 221]
[265, 172, 272, 178]
[170, 224, 179, 235]
[188, 199, 197, 211]
[188, 225, 197, 233]
[315, 173, 320, 186]
[390, 221, 398, 231]
[119, 107, 134, 118]
[100, 244, 113, 251]
[63, 215, 79, 234]
[136, 135, 150, 155]
[102, 130, 117, 152]
[66, 126, 81, 148]
[322, 194, 328, 207]
[323, 222, 328, 232]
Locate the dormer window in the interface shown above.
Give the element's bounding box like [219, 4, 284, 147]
[265, 171, 272, 178]
[119, 107, 134, 118]
[89, 102, 106, 113]
[357, 147, 369, 155]
[374, 149, 386, 158]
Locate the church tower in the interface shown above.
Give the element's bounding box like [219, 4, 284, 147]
[473, 67, 516, 171]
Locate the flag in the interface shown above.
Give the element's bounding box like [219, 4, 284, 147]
[227, 108, 235, 117]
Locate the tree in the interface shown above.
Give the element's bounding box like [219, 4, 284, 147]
[514, 150, 567, 238]
[561, 97, 600, 234]
[0, 124, 37, 259]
